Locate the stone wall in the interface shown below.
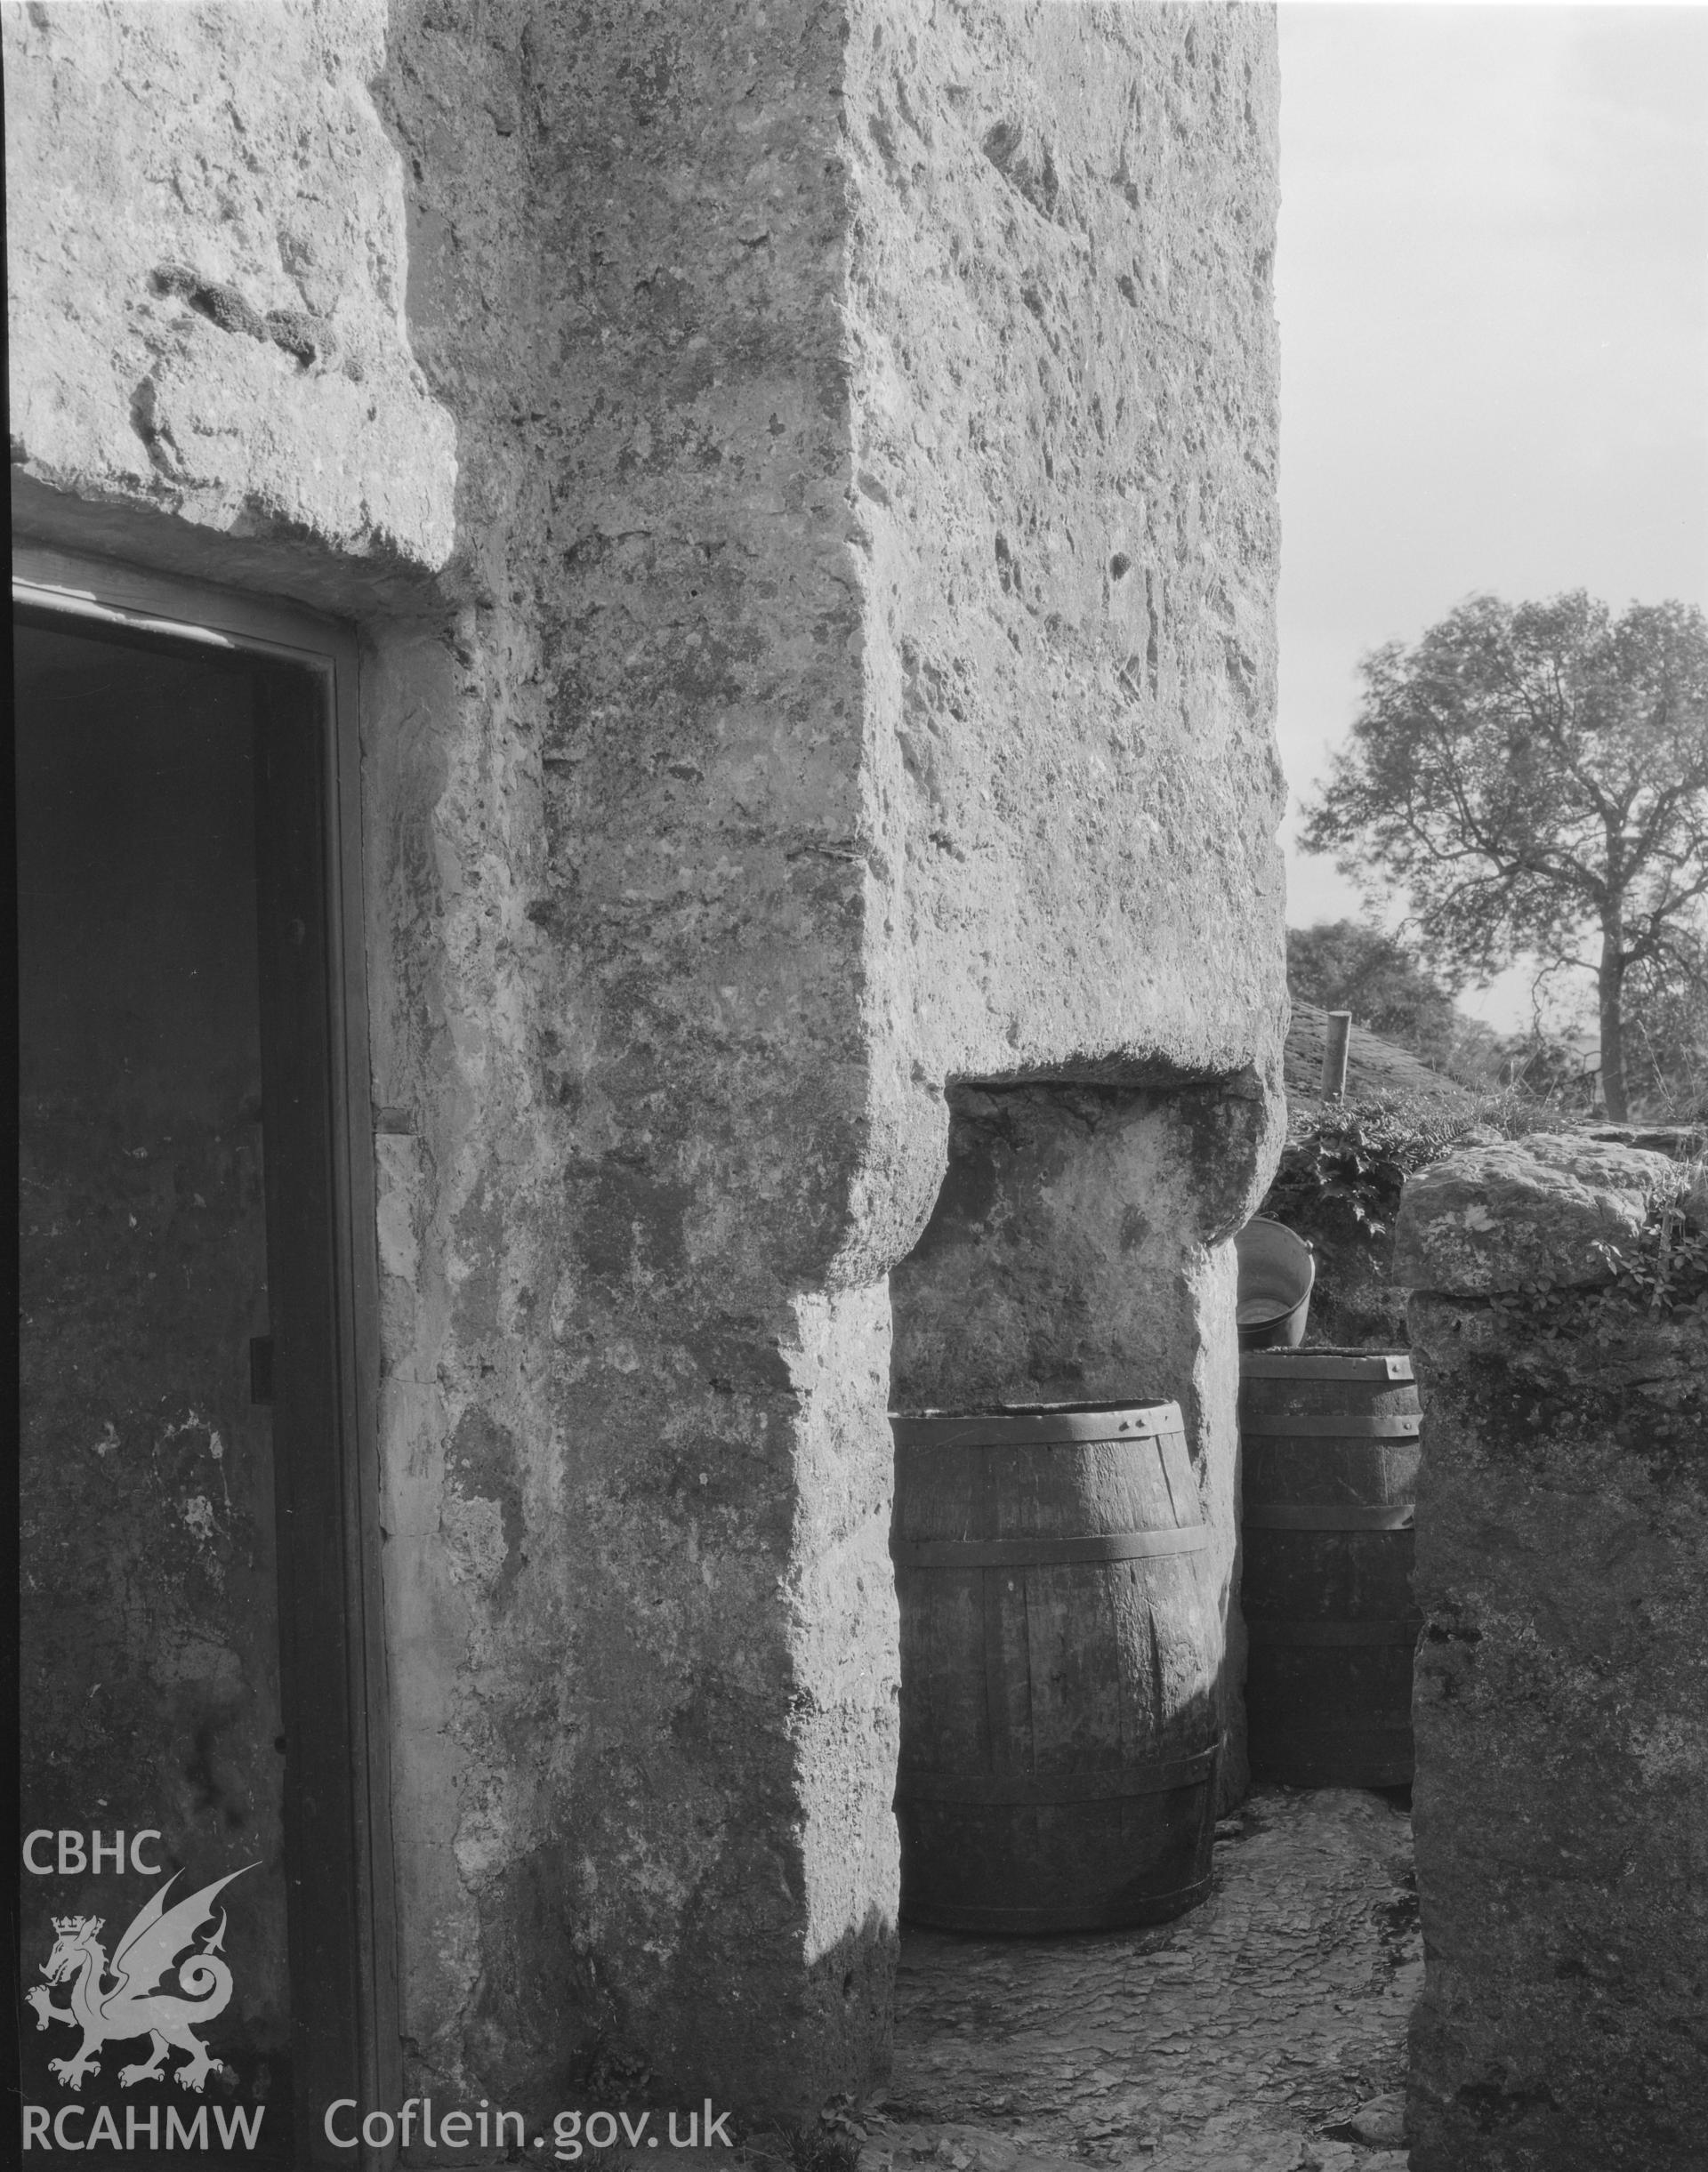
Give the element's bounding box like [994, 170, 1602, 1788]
[9, 0, 1284, 2129]
[1398, 1137, 1708, 2172]
[4, 0, 455, 609]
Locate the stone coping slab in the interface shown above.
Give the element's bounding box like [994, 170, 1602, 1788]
[1394, 1132, 1680, 1294]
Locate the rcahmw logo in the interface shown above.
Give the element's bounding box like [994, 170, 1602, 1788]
[22, 1832, 265, 2152]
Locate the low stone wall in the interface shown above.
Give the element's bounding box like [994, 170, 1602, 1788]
[1397, 1136, 1708, 2172]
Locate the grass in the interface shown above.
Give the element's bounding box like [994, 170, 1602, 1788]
[786, 2127, 862, 2172]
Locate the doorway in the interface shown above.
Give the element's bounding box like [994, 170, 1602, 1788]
[15, 558, 394, 2168]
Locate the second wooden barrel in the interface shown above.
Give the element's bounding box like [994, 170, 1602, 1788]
[890, 1400, 1221, 1933]
[1239, 1349, 1422, 1788]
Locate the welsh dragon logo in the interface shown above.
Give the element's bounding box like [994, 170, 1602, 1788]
[27, 1864, 254, 2095]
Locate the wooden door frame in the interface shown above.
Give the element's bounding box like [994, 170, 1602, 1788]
[12, 544, 398, 2170]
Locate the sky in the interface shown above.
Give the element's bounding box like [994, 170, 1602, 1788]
[1276, 1, 1708, 1031]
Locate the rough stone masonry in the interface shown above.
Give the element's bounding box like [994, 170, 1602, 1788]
[6, 0, 1285, 2124]
[1399, 1136, 1708, 2172]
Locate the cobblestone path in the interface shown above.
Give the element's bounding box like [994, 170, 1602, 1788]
[859, 1786, 1419, 2172]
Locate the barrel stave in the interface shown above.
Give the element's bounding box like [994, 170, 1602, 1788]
[895, 1567, 995, 1767]
[1243, 1524, 1416, 1619]
[891, 1402, 1221, 1931]
[1241, 1372, 1418, 1423]
[1238, 1353, 1422, 1788]
[894, 1436, 1188, 1547]
[1243, 1436, 1420, 1504]
[895, 1552, 1219, 1773]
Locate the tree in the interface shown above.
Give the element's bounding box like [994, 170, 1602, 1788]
[1493, 1026, 1599, 1109]
[1286, 921, 1462, 1066]
[1301, 592, 1708, 1120]
[1620, 947, 1708, 1118]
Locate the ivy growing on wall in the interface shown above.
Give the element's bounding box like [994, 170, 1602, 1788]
[1260, 1092, 1489, 1245]
[1486, 1178, 1708, 1346]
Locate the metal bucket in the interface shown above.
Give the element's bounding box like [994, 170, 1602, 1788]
[1235, 1216, 1315, 1350]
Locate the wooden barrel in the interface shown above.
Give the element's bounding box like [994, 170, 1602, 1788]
[1238, 1350, 1422, 1788]
[890, 1400, 1221, 1933]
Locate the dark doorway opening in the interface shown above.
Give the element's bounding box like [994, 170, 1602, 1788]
[16, 586, 393, 2169]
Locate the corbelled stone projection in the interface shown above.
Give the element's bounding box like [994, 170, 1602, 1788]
[1399, 1137, 1708, 2172]
[8, 0, 1283, 2128]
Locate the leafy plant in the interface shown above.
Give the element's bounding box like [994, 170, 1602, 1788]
[1486, 1178, 1708, 1346]
[1261, 1091, 1498, 1243]
[815, 2096, 867, 2146]
[786, 2120, 862, 2172]
[1592, 1195, 1708, 1316]
[1264, 1090, 1705, 1351]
